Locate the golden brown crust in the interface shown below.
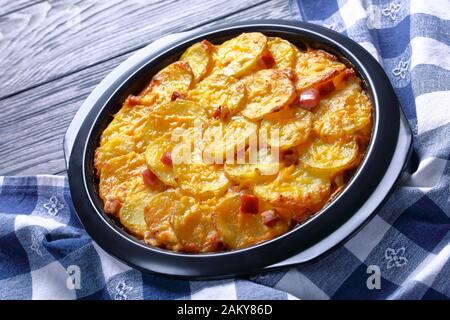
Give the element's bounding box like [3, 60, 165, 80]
[95, 33, 373, 253]
[241, 69, 296, 119]
[295, 48, 346, 92]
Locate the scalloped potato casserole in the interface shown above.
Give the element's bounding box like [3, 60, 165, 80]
[95, 33, 372, 253]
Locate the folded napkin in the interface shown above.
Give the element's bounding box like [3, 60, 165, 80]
[1, 0, 449, 300]
[284, 0, 450, 299]
[0, 176, 295, 300]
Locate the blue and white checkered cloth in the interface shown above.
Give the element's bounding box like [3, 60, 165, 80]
[1, 0, 449, 299]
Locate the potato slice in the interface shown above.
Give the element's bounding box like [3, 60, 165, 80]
[241, 69, 295, 119]
[254, 164, 330, 210]
[99, 118, 130, 147]
[172, 144, 230, 200]
[267, 37, 296, 70]
[119, 178, 160, 237]
[174, 164, 230, 200]
[144, 189, 217, 252]
[155, 98, 207, 121]
[214, 192, 290, 249]
[295, 49, 346, 92]
[134, 99, 207, 153]
[225, 148, 280, 185]
[144, 189, 183, 250]
[299, 137, 359, 174]
[203, 116, 258, 161]
[214, 32, 267, 77]
[313, 78, 372, 138]
[260, 107, 312, 150]
[188, 73, 245, 117]
[140, 61, 194, 103]
[97, 102, 153, 173]
[95, 134, 134, 172]
[99, 99, 154, 147]
[181, 40, 214, 82]
[172, 201, 216, 252]
[94, 33, 375, 254]
[144, 135, 177, 187]
[99, 152, 147, 205]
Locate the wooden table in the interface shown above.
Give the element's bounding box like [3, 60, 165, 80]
[0, 0, 291, 176]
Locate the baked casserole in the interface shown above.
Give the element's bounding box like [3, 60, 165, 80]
[94, 32, 372, 253]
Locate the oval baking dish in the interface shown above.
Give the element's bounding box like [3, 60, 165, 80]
[64, 20, 412, 279]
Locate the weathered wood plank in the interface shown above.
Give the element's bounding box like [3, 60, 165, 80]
[214, 0, 291, 24]
[0, 0, 291, 176]
[0, 53, 126, 175]
[0, 0, 40, 16]
[0, 0, 267, 99]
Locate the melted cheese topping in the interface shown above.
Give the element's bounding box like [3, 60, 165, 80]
[95, 32, 372, 252]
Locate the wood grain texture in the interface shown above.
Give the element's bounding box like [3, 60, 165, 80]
[0, 0, 267, 99]
[0, 0, 291, 175]
[0, 0, 40, 16]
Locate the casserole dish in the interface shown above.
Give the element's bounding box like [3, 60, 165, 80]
[64, 20, 412, 279]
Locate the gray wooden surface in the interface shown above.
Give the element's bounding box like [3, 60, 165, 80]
[0, 0, 292, 176]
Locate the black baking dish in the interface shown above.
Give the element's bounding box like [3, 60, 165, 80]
[64, 20, 412, 279]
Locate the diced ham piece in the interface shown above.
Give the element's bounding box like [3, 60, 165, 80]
[213, 106, 223, 119]
[283, 150, 298, 165]
[342, 68, 356, 81]
[261, 210, 280, 227]
[258, 51, 276, 69]
[213, 106, 230, 120]
[318, 80, 335, 96]
[298, 88, 320, 110]
[142, 169, 159, 187]
[209, 233, 225, 251]
[240, 194, 259, 214]
[127, 95, 141, 106]
[161, 152, 173, 166]
[318, 49, 339, 61]
[104, 198, 122, 216]
[171, 91, 185, 101]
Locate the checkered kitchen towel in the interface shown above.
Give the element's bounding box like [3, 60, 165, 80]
[1, 0, 449, 299]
